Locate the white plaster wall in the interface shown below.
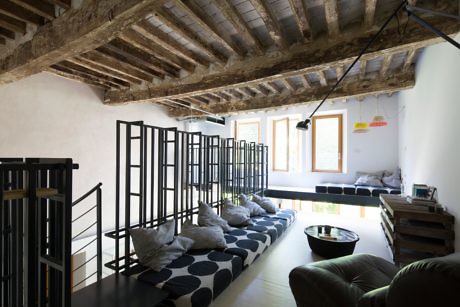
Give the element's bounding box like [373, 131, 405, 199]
[192, 95, 400, 188]
[398, 34, 460, 251]
[0, 72, 183, 232]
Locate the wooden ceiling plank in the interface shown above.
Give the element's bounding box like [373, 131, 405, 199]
[318, 70, 328, 86]
[60, 60, 131, 88]
[120, 28, 195, 73]
[133, 20, 209, 67]
[96, 45, 165, 80]
[403, 49, 417, 71]
[43, 0, 71, 10]
[169, 70, 416, 117]
[57, 61, 124, 89]
[175, 0, 245, 57]
[47, 65, 113, 90]
[287, 0, 311, 41]
[0, 2, 43, 25]
[0, 13, 26, 34]
[324, 0, 340, 37]
[380, 54, 393, 77]
[364, 0, 378, 28]
[81, 50, 154, 83]
[0, 0, 169, 84]
[248, 0, 286, 48]
[107, 38, 179, 78]
[10, 0, 55, 20]
[213, 0, 264, 55]
[104, 16, 460, 104]
[155, 8, 228, 64]
[0, 27, 16, 40]
[69, 56, 142, 85]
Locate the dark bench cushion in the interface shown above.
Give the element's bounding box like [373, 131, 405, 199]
[223, 229, 271, 267]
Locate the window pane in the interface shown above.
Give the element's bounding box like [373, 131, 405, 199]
[273, 119, 288, 170]
[237, 122, 259, 143]
[313, 116, 341, 171]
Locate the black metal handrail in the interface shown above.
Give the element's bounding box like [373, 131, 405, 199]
[71, 183, 103, 289]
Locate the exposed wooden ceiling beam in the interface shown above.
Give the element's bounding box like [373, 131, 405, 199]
[0, 0, 169, 84]
[250, 85, 265, 96]
[169, 70, 416, 117]
[281, 78, 296, 92]
[324, 0, 340, 37]
[299, 75, 311, 89]
[154, 7, 228, 64]
[213, 0, 264, 55]
[234, 88, 250, 98]
[380, 55, 393, 77]
[0, 13, 26, 34]
[403, 49, 417, 71]
[44, 0, 71, 10]
[104, 16, 460, 105]
[133, 19, 209, 67]
[287, 0, 311, 40]
[47, 65, 113, 90]
[257, 84, 271, 96]
[174, 0, 245, 57]
[0, 2, 43, 25]
[0, 27, 15, 40]
[10, 0, 55, 20]
[248, 0, 286, 48]
[264, 82, 282, 94]
[364, 0, 377, 28]
[56, 62, 123, 89]
[335, 66, 344, 80]
[317, 70, 328, 86]
[360, 60, 367, 79]
[119, 28, 195, 73]
[107, 38, 180, 78]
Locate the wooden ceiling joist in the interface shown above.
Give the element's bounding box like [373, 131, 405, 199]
[324, 0, 340, 37]
[281, 78, 296, 92]
[403, 49, 417, 71]
[380, 55, 393, 77]
[169, 70, 416, 117]
[106, 38, 180, 78]
[248, 0, 286, 48]
[335, 66, 344, 80]
[120, 28, 196, 73]
[317, 70, 328, 86]
[299, 75, 311, 89]
[55, 62, 123, 89]
[364, 0, 378, 28]
[0, 13, 26, 34]
[0, 2, 43, 25]
[47, 65, 113, 90]
[104, 15, 459, 105]
[10, 0, 55, 20]
[264, 82, 282, 94]
[132, 20, 209, 67]
[287, 0, 311, 40]
[174, 0, 245, 57]
[154, 7, 228, 64]
[0, 27, 16, 40]
[0, 0, 169, 84]
[360, 60, 367, 79]
[44, 0, 71, 10]
[212, 0, 265, 55]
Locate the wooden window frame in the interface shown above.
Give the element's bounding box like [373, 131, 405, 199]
[312, 114, 343, 173]
[235, 120, 261, 143]
[272, 117, 289, 172]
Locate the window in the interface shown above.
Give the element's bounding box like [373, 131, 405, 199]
[235, 120, 260, 143]
[312, 114, 343, 173]
[272, 116, 301, 172]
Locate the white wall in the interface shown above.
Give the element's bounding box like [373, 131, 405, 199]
[398, 34, 460, 251]
[0, 72, 183, 232]
[192, 95, 400, 188]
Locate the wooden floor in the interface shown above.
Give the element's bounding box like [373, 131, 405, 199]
[212, 201, 392, 307]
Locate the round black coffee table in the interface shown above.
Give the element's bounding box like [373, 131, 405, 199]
[305, 225, 359, 259]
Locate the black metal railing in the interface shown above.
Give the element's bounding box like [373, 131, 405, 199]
[71, 183, 103, 290]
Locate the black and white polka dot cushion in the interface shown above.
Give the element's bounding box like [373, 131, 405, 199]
[261, 208, 297, 226]
[127, 249, 243, 307]
[245, 217, 287, 243]
[223, 228, 271, 267]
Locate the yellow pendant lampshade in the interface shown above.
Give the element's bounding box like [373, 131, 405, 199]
[369, 115, 388, 127]
[353, 122, 369, 133]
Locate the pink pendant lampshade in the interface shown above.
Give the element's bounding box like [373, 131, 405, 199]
[369, 115, 388, 127]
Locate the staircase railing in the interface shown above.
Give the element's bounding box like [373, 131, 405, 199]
[71, 183, 103, 290]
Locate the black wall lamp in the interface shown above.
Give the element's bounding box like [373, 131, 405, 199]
[296, 0, 460, 131]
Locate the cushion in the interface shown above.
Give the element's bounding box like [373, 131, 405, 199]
[261, 208, 297, 226]
[180, 220, 227, 250]
[224, 228, 271, 267]
[221, 199, 251, 226]
[198, 201, 233, 232]
[143, 235, 194, 272]
[354, 175, 384, 187]
[239, 194, 266, 216]
[356, 171, 384, 179]
[252, 194, 277, 213]
[129, 219, 176, 264]
[245, 216, 287, 243]
[382, 168, 402, 189]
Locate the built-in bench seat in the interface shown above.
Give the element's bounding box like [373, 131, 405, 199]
[315, 183, 401, 197]
[122, 208, 297, 307]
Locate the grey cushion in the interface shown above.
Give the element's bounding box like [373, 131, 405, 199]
[180, 220, 227, 249]
[221, 198, 252, 226]
[198, 201, 234, 232]
[356, 171, 384, 179]
[143, 236, 194, 272]
[239, 194, 266, 216]
[252, 194, 277, 213]
[129, 219, 176, 264]
[355, 175, 384, 187]
[382, 169, 401, 189]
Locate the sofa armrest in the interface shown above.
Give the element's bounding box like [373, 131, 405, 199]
[358, 286, 389, 307]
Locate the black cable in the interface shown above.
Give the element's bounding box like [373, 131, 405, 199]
[304, 1, 408, 122]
